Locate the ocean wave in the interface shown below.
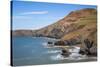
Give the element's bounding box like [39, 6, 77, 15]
[42, 42, 54, 48]
[46, 50, 61, 54]
[69, 46, 80, 53]
[69, 53, 87, 60]
[42, 42, 48, 46]
[50, 54, 65, 60]
[50, 53, 88, 61]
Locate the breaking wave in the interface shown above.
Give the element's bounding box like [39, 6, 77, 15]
[46, 50, 61, 54]
[42, 42, 47, 47]
[50, 54, 65, 60]
[50, 54, 87, 61]
[42, 42, 54, 48]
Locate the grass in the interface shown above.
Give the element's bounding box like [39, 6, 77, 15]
[61, 14, 97, 41]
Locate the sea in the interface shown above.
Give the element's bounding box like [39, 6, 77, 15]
[12, 37, 97, 66]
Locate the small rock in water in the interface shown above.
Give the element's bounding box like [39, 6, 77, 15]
[79, 49, 86, 55]
[48, 42, 53, 44]
[61, 49, 70, 57]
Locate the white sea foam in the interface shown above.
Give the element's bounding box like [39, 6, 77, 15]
[46, 50, 61, 54]
[50, 54, 87, 61]
[50, 54, 65, 60]
[42, 42, 47, 46]
[50, 46, 88, 61]
[44, 37, 60, 41]
[42, 42, 54, 48]
[69, 46, 80, 53]
[69, 53, 87, 60]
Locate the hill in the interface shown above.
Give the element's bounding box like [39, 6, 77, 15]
[12, 8, 97, 44]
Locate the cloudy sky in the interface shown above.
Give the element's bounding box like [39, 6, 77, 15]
[12, 0, 97, 30]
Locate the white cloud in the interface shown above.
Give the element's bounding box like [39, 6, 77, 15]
[12, 11, 48, 20]
[20, 11, 48, 15]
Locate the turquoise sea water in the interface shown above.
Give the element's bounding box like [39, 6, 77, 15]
[12, 37, 97, 66]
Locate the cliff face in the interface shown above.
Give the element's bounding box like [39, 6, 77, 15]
[12, 8, 97, 41]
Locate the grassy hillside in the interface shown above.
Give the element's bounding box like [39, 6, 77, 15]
[61, 14, 97, 42]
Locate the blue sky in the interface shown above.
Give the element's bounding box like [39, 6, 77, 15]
[12, 1, 97, 30]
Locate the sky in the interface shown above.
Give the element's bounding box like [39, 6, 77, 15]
[12, 0, 97, 30]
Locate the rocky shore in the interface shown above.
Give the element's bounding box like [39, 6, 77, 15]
[53, 38, 97, 57]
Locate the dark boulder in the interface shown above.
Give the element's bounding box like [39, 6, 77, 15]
[61, 49, 70, 57]
[54, 41, 66, 46]
[48, 42, 53, 44]
[83, 39, 97, 56]
[79, 39, 97, 56]
[64, 39, 81, 46]
[79, 48, 97, 56]
[79, 49, 87, 55]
